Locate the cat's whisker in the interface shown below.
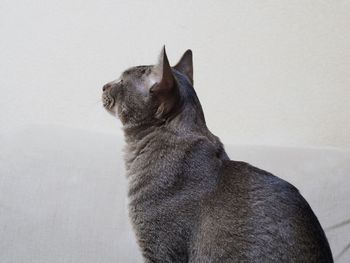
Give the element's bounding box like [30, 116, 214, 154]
[87, 99, 104, 107]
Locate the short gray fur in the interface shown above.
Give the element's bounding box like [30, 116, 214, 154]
[102, 47, 333, 262]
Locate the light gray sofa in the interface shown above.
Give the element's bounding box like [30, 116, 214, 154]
[1, 125, 349, 262]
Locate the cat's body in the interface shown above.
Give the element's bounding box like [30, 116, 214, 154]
[102, 48, 333, 262]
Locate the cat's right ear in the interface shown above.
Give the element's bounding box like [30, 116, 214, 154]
[174, 50, 193, 85]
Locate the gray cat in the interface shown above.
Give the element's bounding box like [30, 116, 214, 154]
[102, 47, 333, 262]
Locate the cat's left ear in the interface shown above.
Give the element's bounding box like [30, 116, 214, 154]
[150, 46, 179, 118]
[174, 49, 193, 85]
[151, 46, 176, 95]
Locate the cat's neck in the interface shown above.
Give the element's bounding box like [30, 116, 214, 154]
[123, 106, 207, 144]
[122, 106, 229, 175]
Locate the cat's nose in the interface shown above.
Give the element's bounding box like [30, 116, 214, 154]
[102, 83, 111, 92]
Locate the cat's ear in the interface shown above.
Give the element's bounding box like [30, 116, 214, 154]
[151, 46, 175, 94]
[174, 49, 193, 85]
[150, 46, 179, 118]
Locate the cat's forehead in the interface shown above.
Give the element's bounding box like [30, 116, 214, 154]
[122, 65, 153, 79]
[120, 65, 160, 93]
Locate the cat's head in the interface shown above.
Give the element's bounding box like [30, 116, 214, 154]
[102, 47, 199, 127]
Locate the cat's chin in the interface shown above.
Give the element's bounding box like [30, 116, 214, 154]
[104, 107, 118, 118]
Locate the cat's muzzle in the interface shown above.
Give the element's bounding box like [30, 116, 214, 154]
[102, 93, 115, 109]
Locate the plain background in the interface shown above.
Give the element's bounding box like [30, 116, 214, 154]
[1, 1, 350, 262]
[1, 0, 349, 149]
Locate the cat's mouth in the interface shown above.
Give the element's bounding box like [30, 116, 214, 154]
[102, 93, 115, 109]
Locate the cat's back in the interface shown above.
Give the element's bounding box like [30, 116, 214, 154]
[192, 160, 333, 262]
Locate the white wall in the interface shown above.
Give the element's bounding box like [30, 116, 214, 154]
[1, 0, 349, 148]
